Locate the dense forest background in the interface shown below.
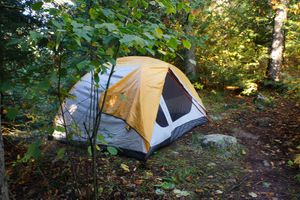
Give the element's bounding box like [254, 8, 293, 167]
[0, 0, 299, 199]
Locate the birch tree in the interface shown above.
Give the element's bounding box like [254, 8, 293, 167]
[267, 0, 288, 81]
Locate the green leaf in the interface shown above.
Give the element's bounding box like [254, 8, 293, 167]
[106, 48, 114, 56]
[48, 8, 59, 15]
[6, 107, 18, 120]
[177, 2, 185, 11]
[74, 37, 81, 47]
[146, 47, 155, 56]
[102, 8, 114, 18]
[97, 134, 108, 145]
[94, 73, 100, 83]
[55, 125, 65, 133]
[120, 35, 146, 47]
[66, 132, 73, 141]
[76, 60, 91, 70]
[143, 32, 155, 40]
[88, 146, 92, 156]
[32, 2, 43, 11]
[71, 122, 82, 136]
[95, 23, 119, 32]
[71, 21, 83, 28]
[155, 182, 175, 190]
[158, 49, 167, 55]
[22, 140, 41, 162]
[0, 81, 12, 92]
[107, 146, 118, 155]
[188, 14, 195, 22]
[95, 144, 101, 151]
[182, 39, 191, 49]
[52, 20, 63, 29]
[154, 27, 163, 39]
[75, 29, 92, 42]
[56, 148, 65, 160]
[72, 22, 93, 42]
[156, 0, 176, 14]
[29, 31, 43, 41]
[89, 8, 98, 20]
[167, 37, 178, 50]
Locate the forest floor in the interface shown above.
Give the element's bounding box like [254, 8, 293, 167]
[3, 89, 300, 199]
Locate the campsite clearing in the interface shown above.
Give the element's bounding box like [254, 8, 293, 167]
[4, 90, 299, 199]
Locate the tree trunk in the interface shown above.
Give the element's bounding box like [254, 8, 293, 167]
[0, 93, 9, 200]
[266, 0, 288, 81]
[185, 43, 197, 77]
[184, 16, 197, 77]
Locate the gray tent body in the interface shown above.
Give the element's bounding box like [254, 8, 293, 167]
[53, 59, 207, 160]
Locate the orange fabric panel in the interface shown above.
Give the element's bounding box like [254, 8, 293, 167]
[99, 57, 169, 151]
[99, 56, 206, 152]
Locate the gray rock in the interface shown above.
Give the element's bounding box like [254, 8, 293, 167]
[200, 134, 238, 149]
[210, 115, 223, 121]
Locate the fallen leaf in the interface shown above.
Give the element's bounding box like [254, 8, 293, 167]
[173, 189, 190, 197]
[207, 162, 217, 167]
[262, 182, 271, 188]
[216, 190, 223, 194]
[195, 188, 204, 193]
[249, 192, 258, 198]
[294, 154, 300, 165]
[134, 179, 143, 185]
[144, 171, 153, 179]
[120, 163, 130, 172]
[185, 175, 193, 182]
[120, 176, 128, 185]
[155, 189, 165, 196]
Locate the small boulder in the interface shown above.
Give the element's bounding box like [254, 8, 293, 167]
[200, 134, 238, 149]
[210, 114, 223, 121]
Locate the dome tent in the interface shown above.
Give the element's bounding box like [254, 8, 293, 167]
[53, 56, 208, 160]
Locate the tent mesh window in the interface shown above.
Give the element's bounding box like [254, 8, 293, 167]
[156, 105, 169, 127]
[162, 73, 192, 122]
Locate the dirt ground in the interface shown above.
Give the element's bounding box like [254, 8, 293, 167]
[196, 92, 300, 200]
[3, 91, 300, 199]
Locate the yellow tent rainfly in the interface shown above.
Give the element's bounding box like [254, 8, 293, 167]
[53, 56, 208, 160]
